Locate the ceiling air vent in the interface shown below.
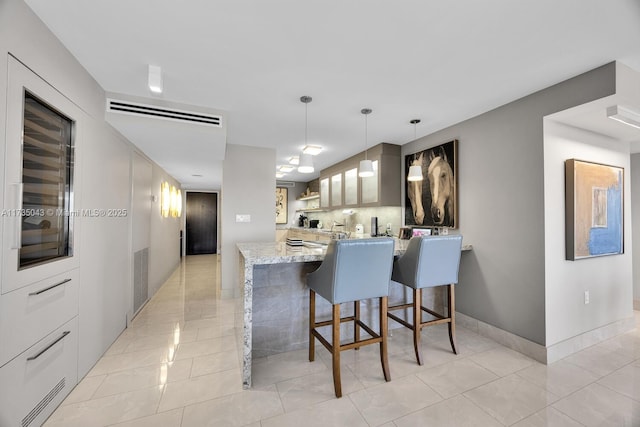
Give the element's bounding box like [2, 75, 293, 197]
[276, 181, 296, 188]
[106, 98, 222, 127]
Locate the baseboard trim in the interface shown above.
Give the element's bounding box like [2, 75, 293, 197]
[456, 311, 636, 364]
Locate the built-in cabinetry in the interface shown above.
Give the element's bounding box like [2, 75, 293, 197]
[0, 56, 80, 427]
[319, 143, 401, 209]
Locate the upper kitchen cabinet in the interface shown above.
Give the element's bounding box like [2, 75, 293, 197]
[360, 143, 401, 207]
[319, 177, 330, 208]
[319, 143, 400, 209]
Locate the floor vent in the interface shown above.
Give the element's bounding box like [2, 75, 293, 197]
[22, 378, 65, 427]
[107, 99, 222, 127]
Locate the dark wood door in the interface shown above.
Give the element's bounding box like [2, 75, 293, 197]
[186, 192, 217, 255]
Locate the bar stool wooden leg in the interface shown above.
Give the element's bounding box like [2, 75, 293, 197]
[309, 290, 315, 362]
[447, 284, 458, 354]
[332, 303, 342, 398]
[354, 300, 360, 350]
[413, 288, 423, 366]
[379, 296, 391, 381]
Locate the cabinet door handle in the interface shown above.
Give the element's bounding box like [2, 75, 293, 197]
[26, 331, 71, 361]
[28, 278, 72, 296]
[11, 183, 23, 249]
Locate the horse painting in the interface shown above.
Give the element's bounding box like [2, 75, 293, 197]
[405, 140, 457, 228]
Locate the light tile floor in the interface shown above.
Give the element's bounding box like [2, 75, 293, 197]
[45, 255, 640, 426]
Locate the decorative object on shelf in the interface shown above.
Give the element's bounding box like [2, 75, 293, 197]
[405, 139, 458, 228]
[298, 96, 314, 173]
[298, 214, 307, 227]
[359, 108, 374, 177]
[276, 187, 288, 224]
[407, 119, 423, 182]
[565, 159, 624, 260]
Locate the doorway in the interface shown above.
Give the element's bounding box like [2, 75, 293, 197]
[186, 192, 218, 254]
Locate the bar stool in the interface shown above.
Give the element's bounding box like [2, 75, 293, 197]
[307, 237, 395, 398]
[388, 235, 462, 365]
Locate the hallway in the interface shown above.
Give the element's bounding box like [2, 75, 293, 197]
[44, 255, 640, 426]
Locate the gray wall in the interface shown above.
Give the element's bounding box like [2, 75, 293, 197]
[221, 145, 275, 295]
[401, 63, 617, 346]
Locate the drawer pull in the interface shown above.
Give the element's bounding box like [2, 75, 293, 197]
[27, 331, 70, 361]
[28, 278, 72, 296]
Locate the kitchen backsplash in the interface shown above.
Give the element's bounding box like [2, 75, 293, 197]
[303, 207, 402, 236]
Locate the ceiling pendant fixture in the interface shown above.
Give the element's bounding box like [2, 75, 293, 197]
[407, 119, 424, 182]
[148, 65, 163, 94]
[298, 96, 314, 173]
[359, 108, 374, 178]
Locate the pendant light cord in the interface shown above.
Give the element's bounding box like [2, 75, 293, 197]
[364, 113, 368, 160]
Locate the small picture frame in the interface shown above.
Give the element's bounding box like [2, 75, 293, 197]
[411, 227, 432, 237]
[276, 187, 288, 224]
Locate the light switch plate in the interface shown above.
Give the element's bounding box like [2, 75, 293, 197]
[236, 214, 251, 223]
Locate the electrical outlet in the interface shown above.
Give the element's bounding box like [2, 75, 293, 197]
[584, 290, 590, 304]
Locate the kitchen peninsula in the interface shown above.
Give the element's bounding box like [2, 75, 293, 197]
[237, 238, 472, 388]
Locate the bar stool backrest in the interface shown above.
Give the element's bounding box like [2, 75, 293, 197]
[308, 238, 395, 304]
[392, 235, 463, 289]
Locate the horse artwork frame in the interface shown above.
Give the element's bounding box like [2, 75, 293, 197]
[405, 140, 458, 228]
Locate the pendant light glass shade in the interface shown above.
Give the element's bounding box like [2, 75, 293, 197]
[359, 159, 374, 177]
[298, 152, 314, 173]
[407, 165, 423, 181]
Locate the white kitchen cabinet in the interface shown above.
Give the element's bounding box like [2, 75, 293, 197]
[0, 56, 81, 426]
[0, 269, 79, 367]
[0, 317, 78, 427]
[2, 56, 80, 293]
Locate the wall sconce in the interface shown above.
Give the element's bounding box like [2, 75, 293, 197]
[161, 182, 182, 218]
[161, 181, 170, 217]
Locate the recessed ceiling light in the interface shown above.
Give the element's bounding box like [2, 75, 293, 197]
[607, 105, 640, 130]
[289, 156, 299, 165]
[275, 172, 285, 178]
[279, 165, 295, 173]
[148, 65, 163, 94]
[302, 145, 323, 155]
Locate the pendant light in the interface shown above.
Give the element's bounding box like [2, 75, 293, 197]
[298, 96, 314, 173]
[359, 108, 374, 178]
[407, 119, 424, 182]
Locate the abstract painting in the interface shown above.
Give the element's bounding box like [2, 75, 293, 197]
[565, 159, 623, 260]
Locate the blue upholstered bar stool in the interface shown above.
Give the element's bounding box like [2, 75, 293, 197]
[307, 238, 395, 398]
[388, 235, 463, 365]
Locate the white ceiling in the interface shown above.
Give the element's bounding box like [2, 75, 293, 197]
[24, 0, 640, 190]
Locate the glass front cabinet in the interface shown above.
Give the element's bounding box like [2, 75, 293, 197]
[2, 56, 81, 293]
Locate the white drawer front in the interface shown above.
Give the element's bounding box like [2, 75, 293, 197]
[0, 317, 78, 427]
[0, 269, 79, 367]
